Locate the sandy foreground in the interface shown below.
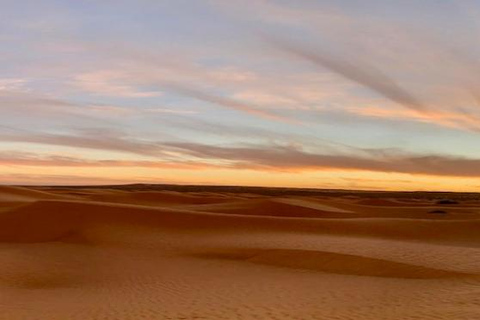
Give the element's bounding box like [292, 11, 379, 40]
[0, 185, 479, 320]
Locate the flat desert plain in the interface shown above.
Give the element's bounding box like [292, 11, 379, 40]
[1, 185, 480, 320]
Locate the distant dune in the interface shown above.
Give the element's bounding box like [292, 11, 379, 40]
[1, 185, 479, 319]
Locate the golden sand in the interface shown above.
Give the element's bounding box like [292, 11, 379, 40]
[1, 186, 479, 319]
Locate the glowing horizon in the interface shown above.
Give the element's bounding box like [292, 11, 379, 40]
[2, 1, 480, 191]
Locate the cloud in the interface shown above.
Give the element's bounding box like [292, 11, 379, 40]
[0, 127, 167, 157]
[210, 0, 348, 29]
[0, 173, 128, 186]
[72, 71, 162, 98]
[2, 118, 479, 179]
[0, 78, 27, 91]
[63, 49, 306, 123]
[3, 142, 480, 178]
[214, 1, 480, 131]
[0, 151, 219, 170]
[2, 0, 480, 191]
[164, 83, 299, 124]
[346, 106, 480, 132]
[152, 142, 480, 178]
[266, 37, 426, 112]
[0, 90, 119, 126]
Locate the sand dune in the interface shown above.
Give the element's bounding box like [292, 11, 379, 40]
[87, 190, 232, 207]
[178, 197, 357, 218]
[1, 186, 479, 319]
[195, 248, 471, 279]
[0, 186, 75, 205]
[3, 198, 479, 244]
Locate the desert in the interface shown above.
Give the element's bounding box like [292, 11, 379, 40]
[2, 2, 480, 318]
[1, 184, 479, 319]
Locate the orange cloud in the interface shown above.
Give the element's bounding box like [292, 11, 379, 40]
[348, 106, 480, 131]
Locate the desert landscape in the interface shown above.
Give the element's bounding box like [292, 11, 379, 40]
[3, 2, 480, 318]
[1, 184, 479, 319]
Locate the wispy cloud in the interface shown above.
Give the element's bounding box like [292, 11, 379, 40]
[347, 106, 480, 132]
[215, 0, 480, 132]
[0, 127, 166, 157]
[73, 71, 162, 98]
[165, 83, 299, 124]
[0, 78, 27, 91]
[0, 151, 220, 170]
[267, 37, 426, 112]
[3, 143, 480, 178]
[0, 90, 116, 126]
[161, 142, 480, 178]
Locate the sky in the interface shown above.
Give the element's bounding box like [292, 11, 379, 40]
[1, 0, 480, 191]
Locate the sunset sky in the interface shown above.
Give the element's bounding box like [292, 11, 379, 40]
[2, 0, 480, 191]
